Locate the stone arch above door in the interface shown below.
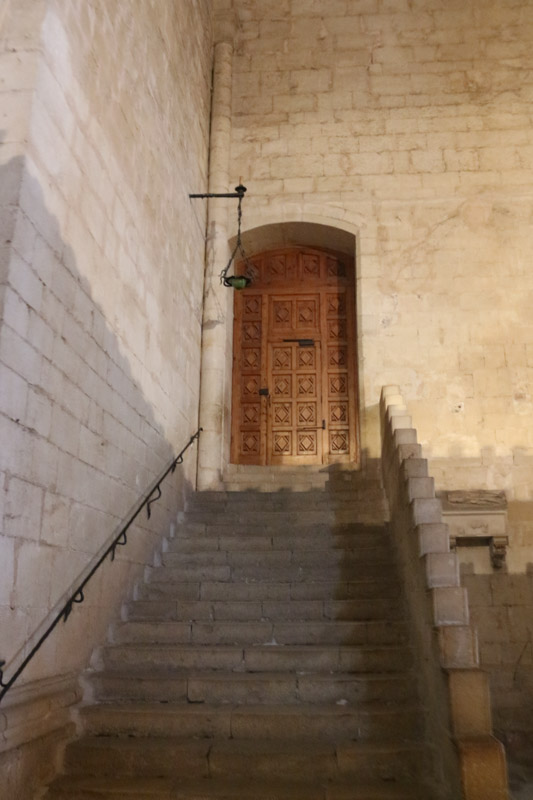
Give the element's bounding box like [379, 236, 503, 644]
[230, 243, 359, 466]
[233, 220, 357, 260]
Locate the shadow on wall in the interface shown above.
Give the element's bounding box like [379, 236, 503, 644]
[0, 154, 197, 704]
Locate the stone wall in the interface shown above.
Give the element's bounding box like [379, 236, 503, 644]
[0, 1, 212, 795]
[221, 0, 533, 505]
[462, 569, 533, 767]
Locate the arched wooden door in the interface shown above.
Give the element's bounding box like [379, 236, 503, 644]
[230, 246, 358, 466]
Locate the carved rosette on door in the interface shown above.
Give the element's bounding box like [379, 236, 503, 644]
[231, 247, 358, 466]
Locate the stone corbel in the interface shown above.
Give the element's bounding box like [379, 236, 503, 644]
[489, 536, 508, 570]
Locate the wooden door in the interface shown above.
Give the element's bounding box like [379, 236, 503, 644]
[231, 247, 358, 466]
[268, 338, 323, 464]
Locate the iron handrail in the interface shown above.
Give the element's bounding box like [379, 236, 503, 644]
[0, 428, 202, 704]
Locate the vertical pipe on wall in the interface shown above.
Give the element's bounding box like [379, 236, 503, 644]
[197, 40, 234, 490]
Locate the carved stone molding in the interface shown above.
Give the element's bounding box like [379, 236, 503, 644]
[438, 490, 509, 569]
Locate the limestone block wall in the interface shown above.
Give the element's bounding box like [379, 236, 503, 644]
[462, 569, 533, 767]
[0, 1, 212, 794]
[221, 0, 533, 509]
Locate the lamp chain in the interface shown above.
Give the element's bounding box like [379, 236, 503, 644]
[220, 187, 253, 286]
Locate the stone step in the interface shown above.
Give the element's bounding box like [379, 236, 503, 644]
[100, 643, 413, 674]
[112, 619, 409, 647]
[91, 669, 415, 705]
[173, 522, 388, 539]
[80, 702, 421, 741]
[221, 477, 331, 493]
[125, 597, 403, 622]
[221, 468, 384, 486]
[222, 464, 380, 478]
[63, 736, 427, 784]
[145, 561, 397, 584]
[177, 510, 382, 526]
[139, 577, 403, 602]
[167, 529, 390, 552]
[185, 491, 385, 510]
[162, 541, 392, 568]
[46, 773, 423, 799]
[222, 481, 332, 493]
[160, 547, 392, 569]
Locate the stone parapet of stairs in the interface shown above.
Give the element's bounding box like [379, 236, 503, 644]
[380, 385, 509, 800]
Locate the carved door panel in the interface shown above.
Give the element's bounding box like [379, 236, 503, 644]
[268, 340, 323, 464]
[232, 293, 264, 464]
[231, 247, 358, 466]
[324, 289, 354, 459]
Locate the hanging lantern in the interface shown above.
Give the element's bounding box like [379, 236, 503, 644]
[189, 183, 253, 290]
[223, 274, 251, 290]
[219, 184, 253, 290]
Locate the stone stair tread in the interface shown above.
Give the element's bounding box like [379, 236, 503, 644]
[177, 512, 383, 526]
[161, 548, 391, 563]
[183, 501, 385, 513]
[173, 523, 387, 538]
[82, 699, 419, 714]
[114, 618, 408, 634]
[167, 536, 391, 553]
[125, 598, 403, 623]
[185, 495, 383, 505]
[92, 668, 411, 681]
[80, 702, 421, 742]
[101, 642, 413, 673]
[93, 668, 411, 682]
[65, 735, 427, 780]
[146, 566, 397, 584]
[92, 668, 414, 705]
[112, 620, 408, 648]
[66, 734, 425, 756]
[47, 774, 423, 799]
[144, 575, 402, 589]
[187, 486, 374, 497]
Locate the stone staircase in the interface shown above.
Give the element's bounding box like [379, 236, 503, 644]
[43, 473, 436, 799]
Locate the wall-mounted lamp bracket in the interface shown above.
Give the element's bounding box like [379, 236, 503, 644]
[189, 185, 247, 200]
[189, 184, 252, 289]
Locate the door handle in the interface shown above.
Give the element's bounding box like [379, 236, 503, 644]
[259, 388, 269, 397]
[300, 421, 326, 431]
